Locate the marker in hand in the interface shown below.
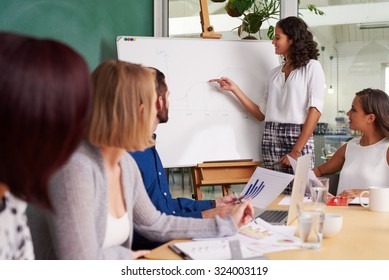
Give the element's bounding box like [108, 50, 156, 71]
[233, 191, 257, 224]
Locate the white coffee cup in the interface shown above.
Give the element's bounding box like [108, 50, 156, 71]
[359, 187, 389, 212]
[323, 213, 343, 238]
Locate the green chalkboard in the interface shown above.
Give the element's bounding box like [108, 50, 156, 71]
[0, 0, 154, 70]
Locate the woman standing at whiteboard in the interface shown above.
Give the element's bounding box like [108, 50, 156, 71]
[210, 16, 325, 193]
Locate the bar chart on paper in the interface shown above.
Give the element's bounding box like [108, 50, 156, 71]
[242, 180, 265, 200]
[239, 167, 294, 209]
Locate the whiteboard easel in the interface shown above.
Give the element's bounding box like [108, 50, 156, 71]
[199, 0, 222, 39]
[117, 36, 279, 167]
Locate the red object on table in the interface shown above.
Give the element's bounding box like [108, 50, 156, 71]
[326, 196, 348, 206]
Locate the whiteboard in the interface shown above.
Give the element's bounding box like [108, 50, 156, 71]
[117, 36, 279, 167]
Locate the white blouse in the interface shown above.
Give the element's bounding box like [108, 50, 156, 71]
[258, 59, 325, 124]
[102, 212, 130, 249]
[337, 137, 389, 194]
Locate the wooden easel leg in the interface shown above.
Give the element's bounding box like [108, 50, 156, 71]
[194, 185, 203, 200]
[222, 185, 231, 197]
[192, 167, 202, 200]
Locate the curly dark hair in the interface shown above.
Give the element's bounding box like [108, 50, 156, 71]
[276, 16, 320, 68]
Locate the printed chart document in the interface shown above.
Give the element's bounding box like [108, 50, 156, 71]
[236, 218, 299, 255]
[239, 167, 294, 209]
[169, 219, 300, 260]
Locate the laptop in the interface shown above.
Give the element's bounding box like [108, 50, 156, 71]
[254, 154, 311, 226]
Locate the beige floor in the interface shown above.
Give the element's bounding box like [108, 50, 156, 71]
[168, 168, 245, 200]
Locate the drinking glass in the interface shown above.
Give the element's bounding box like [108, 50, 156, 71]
[309, 177, 329, 204]
[297, 202, 326, 249]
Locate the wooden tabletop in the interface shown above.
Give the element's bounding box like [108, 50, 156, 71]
[145, 197, 389, 260]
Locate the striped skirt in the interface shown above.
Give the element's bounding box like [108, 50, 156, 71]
[261, 122, 315, 194]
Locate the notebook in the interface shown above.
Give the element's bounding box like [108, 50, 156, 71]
[255, 154, 311, 226]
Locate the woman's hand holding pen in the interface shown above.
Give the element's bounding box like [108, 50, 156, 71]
[230, 198, 254, 228]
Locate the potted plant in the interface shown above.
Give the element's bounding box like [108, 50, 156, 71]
[224, 0, 324, 39]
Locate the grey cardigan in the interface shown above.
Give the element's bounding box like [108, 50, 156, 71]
[27, 141, 237, 259]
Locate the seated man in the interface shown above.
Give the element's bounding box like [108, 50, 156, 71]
[130, 68, 236, 249]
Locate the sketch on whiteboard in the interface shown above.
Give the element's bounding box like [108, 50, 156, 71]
[171, 66, 263, 121]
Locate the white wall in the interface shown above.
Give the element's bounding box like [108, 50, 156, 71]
[320, 39, 389, 126]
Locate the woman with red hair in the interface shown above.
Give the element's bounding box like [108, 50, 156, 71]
[0, 32, 92, 259]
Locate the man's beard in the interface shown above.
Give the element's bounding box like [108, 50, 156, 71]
[157, 108, 169, 124]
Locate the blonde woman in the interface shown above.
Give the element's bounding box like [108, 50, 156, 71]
[27, 60, 253, 260]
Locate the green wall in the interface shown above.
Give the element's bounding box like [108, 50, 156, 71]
[0, 0, 154, 70]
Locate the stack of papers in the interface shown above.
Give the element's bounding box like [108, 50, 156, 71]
[169, 218, 300, 260]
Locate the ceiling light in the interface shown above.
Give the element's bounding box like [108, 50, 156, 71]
[357, 22, 389, 30]
[328, 56, 334, 95]
[328, 85, 334, 94]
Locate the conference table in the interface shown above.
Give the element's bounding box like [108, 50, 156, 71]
[145, 196, 389, 260]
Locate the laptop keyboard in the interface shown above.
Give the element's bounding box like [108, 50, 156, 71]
[258, 210, 288, 224]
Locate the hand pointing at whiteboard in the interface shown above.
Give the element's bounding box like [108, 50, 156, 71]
[209, 76, 265, 121]
[209, 77, 239, 92]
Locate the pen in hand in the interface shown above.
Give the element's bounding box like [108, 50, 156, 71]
[233, 191, 257, 224]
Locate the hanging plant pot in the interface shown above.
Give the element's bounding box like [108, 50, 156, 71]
[225, 0, 253, 17]
[210, 0, 226, 2]
[225, 1, 243, 17]
[241, 13, 262, 34]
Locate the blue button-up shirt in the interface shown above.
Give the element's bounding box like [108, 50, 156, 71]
[130, 146, 213, 218]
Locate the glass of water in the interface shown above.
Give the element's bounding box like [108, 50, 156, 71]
[297, 202, 326, 249]
[309, 177, 329, 204]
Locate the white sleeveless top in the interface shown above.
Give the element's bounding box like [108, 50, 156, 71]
[102, 212, 130, 248]
[337, 137, 389, 195]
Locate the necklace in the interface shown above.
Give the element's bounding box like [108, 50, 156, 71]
[282, 62, 294, 80]
[357, 136, 367, 146]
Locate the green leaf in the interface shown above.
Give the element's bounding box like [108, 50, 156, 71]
[267, 25, 275, 40]
[242, 13, 263, 33]
[229, 0, 254, 13]
[307, 4, 325, 16]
